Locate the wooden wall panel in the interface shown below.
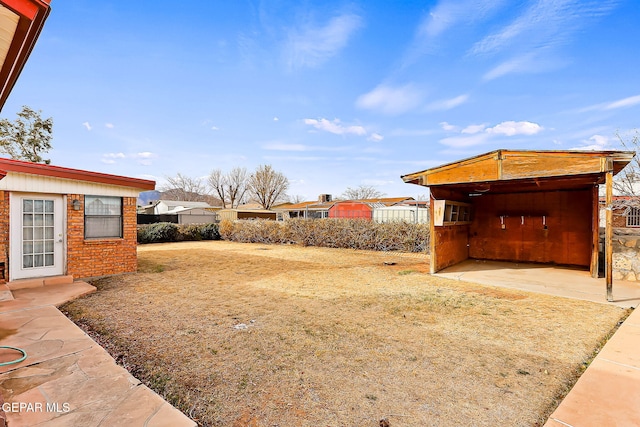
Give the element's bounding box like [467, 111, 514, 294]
[468, 190, 592, 267]
[432, 225, 469, 271]
[426, 157, 499, 185]
[501, 155, 602, 180]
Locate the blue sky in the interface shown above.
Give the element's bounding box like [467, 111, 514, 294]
[4, 0, 640, 201]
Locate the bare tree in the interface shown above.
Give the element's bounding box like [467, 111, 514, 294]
[247, 164, 290, 209]
[160, 173, 208, 201]
[341, 185, 386, 200]
[614, 130, 640, 203]
[208, 167, 249, 208]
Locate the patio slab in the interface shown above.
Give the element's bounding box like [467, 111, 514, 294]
[435, 259, 640, 308]
[0, 282, 196, 427]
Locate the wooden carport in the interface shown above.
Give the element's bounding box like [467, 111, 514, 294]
[401, 149, 634, 302]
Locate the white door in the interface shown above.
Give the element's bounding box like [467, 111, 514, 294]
[10, 193, 65, 280]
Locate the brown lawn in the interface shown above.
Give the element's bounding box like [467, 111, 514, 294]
[61, 241, 628, 427]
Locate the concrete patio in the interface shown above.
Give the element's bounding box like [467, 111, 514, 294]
[0, 280, 195, 427]
[435, 259, 640, 308]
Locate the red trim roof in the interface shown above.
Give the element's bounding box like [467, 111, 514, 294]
[0, 0, 51, 110]
[0, 157, 156, 190]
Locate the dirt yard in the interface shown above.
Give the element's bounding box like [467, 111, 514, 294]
[61, 241, 628, 427]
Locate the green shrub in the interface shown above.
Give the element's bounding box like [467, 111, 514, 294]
[178, 224, 203, 241]
[200, 223, 220, 240]
[138, 222, 179, 243]
[138, 222, 221, 244]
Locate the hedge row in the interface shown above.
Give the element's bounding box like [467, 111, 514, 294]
[137, 222, 220, 244]
[218, 218, 430, 252]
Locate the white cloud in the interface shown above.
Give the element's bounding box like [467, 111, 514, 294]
[439, 120, 543, 147]
[273, 117, 279, 121]
[570, 134, 612, 150]
[439, 122, 458, 132]
[82, 122, 92, 131]
[486, 121, 543, 136]
[101, 152, 125, 164]
[604, 94, 640, 110]
[461, 124, 486, 134]
[263, 141, 350, 152]
[264, 143, 308, 151]
[440, 133, 491, 148]
[403, 0, 505, 65]
[367, 133, 384, 142]
[419, 0, 505, 38]
[303, 118, 367, 136]
[286, 13, 363, 69]
[105, 123, 114, 129]
[135, 152, 154, 159]
[426, 94, 469, 111]
[356, 84, 424, 115]
[471, 0, 618, 56]
[211, 126, 219, 131]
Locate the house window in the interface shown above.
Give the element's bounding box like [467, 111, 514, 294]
[85, 196, 123, 238]
[626, 207, 640, 227]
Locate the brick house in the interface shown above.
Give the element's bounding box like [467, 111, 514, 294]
[0, 157, 155, 282]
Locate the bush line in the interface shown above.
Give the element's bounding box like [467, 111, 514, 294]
[138, 219, 429, 252]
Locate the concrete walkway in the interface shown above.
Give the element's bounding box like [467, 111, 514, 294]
[544, 305, 640, 427]
[435, 259, 640, 308]
[0, 281, 196, 427]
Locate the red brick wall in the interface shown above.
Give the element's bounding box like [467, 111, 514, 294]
[66, 195, 138, 279]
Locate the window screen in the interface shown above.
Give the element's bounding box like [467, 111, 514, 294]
[85, 196, 122, 238]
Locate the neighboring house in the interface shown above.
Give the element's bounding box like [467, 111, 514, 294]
[329, 197, 415, 221]
[138, 201, 220, 225]
[139, 200, 212, 215]
[599, 196, 640, 228]
[275, 194, 335, 220]
[217, 209, 276, 221]
[173, 207, 218, 225]
[0, 157, 155, 282]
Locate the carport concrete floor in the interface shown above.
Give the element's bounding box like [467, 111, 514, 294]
[0, 281, 196, 427]
[435, 259, 640, 308]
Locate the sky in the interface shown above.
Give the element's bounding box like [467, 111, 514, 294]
[3, 0, 640, 201]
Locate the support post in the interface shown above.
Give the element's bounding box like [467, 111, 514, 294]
[605, 171, 613, 302]
[590, 185, 599, 278]
[429, 193, 436, 274]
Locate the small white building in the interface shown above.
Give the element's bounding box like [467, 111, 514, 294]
[372, 206, 429, 224]
[140, 200, 212, 215]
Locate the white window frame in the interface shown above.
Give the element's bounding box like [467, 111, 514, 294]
[85, 196, 123, 238]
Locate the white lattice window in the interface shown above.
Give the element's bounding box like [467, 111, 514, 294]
[626, 207, 640, 227]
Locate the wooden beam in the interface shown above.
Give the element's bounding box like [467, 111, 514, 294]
[429, 193, 436, 274]
[591, 185, 599, 278]
[605, 171, 613, 302]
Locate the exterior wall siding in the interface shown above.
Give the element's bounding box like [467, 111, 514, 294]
[0, 191, 9, 282]
[66, 195, 138, 279]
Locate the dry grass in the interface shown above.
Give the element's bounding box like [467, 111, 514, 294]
[61, 241, 628, 427]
